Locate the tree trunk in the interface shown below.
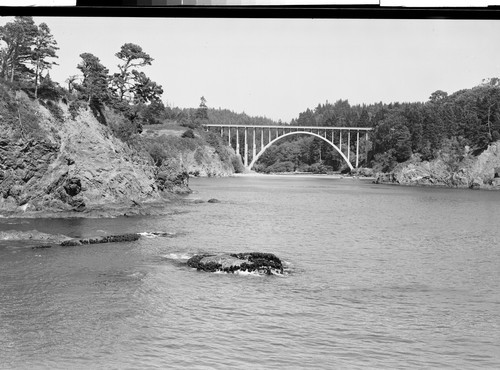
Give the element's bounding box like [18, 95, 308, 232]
[34, 59, 39, 99]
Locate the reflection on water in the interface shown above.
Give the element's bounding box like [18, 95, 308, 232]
[1, 176, 499, 369]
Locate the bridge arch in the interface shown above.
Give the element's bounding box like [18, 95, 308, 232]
[248, 131, 353, 171]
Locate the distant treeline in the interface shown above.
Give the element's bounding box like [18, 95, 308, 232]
[255, 82, 500, 173]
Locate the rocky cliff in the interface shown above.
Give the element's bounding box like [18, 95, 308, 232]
[374, 141, 500, 189]
[0, 87, 182, 217]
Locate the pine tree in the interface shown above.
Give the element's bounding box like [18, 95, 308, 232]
[32, 23, 58, 98]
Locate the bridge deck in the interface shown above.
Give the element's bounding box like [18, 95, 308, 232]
[204, 124, 372, 131]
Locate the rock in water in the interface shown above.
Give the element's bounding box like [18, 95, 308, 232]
[187, 252, 283, 275]
[60, 233, 140, 247]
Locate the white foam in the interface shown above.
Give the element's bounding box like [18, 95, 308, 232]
[139, 231, 175, 238]
[214, 268, 283, 276]
[164, 253, 192, 260]
[232, 270, 262, 276]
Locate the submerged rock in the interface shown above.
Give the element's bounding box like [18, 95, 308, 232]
[187, 252, 284, 275]
[60, 233, 141, 247]
[0, 229, 72, 243]
[207, 198, 220, 203]
[32, 245, 52, 250]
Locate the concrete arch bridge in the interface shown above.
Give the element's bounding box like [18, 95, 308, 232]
[204, 124, 372, 171]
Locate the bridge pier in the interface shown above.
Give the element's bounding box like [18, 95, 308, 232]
[236, 128, 240, 158]
[356, 131, 360, 168]
[252, 128, 256, 161]
[244, 127, 248, 167]
[347, 130, 351, 163]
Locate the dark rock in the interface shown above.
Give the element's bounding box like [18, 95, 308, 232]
[469, 178, 482, 190]
[187, 252, 284, 275]
[32, 245, 52, 250]
[207, 198, 220, 203]
[156, 170, 191, 194]
[60, 233, 140, 247]
[373, 172, 397, 184]
[63, 177, 82, 196]
[60, 239, 82, 247]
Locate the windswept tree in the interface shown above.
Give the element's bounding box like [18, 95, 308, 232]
[32, 22, 58, 98]
[111, 43, 155, 102]
[76, 52, 110, 104]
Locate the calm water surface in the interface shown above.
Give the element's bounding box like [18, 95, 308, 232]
[1, 176, 499, 369]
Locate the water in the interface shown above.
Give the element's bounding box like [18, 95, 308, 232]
[1, 175, 499, 369]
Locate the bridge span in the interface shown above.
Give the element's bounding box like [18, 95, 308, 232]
[204, 124, 372, 171]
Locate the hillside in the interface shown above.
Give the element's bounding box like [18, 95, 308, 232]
[0, 84, 184, 217]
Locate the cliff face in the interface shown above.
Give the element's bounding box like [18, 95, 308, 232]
[374, 142, 500, 189]
[0, 89, 177, 216]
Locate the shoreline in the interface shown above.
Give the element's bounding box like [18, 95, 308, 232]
[233, 172, 373, 180]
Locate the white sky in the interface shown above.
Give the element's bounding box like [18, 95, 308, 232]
[1, 17, 500, 122]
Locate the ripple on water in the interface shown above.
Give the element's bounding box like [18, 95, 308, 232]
[1, 177, 500, 369]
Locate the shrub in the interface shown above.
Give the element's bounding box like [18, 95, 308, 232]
[264, 161, 295, 173]
[492, 130, 500, 142]
[181, 129, 195, 139]
[68, 100, 88, 119]
[231, 155, 245, 173]
[371, 150, 398, 173]
[147, 142, 167, 166]
[194, 148, 205, 164]
[305, 163, 330, 174]
[105, 107, 138, 144]
[37, 81, 64, 101]
[40, 100, 64, 123]
[180, 121, 200, 130]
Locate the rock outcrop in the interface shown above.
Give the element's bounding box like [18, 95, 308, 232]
[374, 142, 500, 189]
[0, 229, 72, 243]
[187, 252, 284, 275]
[60, 233, 141, 247]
